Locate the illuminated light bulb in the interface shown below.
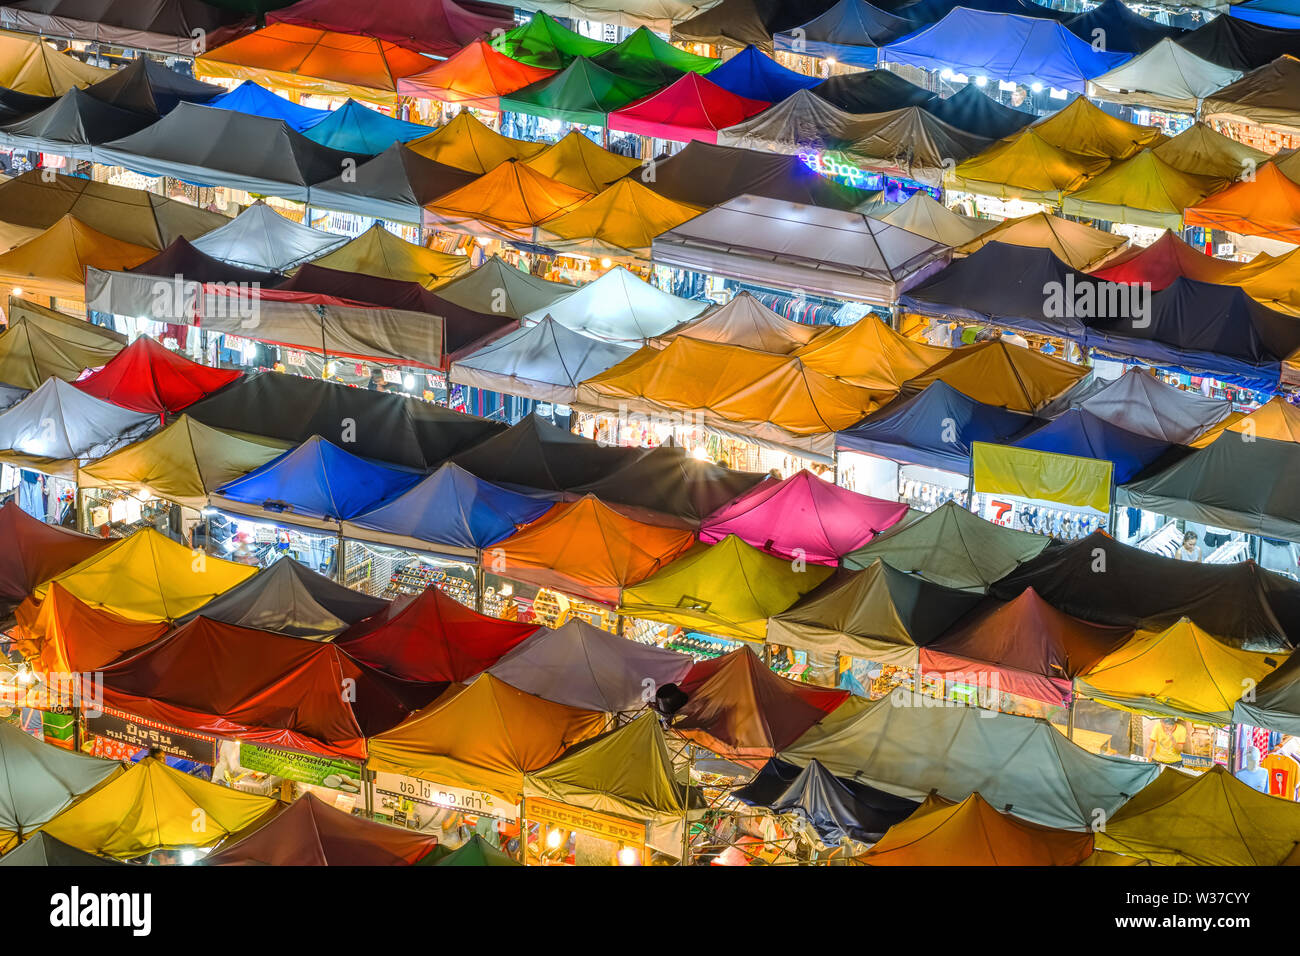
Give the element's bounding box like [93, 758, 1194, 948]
[975, 76, 988, 87]
[1030, 82, 1043, 92]
[617, 846, 640, 866]
[940, 68, 954, 80]
[180, 849, 197, 865]
[691, 446, 709, 461]
[11, 287, 21, 296]
[600, 257, 612, 268]
[546, 828, 563, 849]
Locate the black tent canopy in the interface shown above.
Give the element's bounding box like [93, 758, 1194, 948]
[0, 0, 248, 55]
[129, 236, 280, 285]
[81, 56, 223, 116]
[450, 413, 643, 492]
[310, 142, 480, 224]
[0, 87, 154, 157]
[1063, 0, 1186, 55]
[925, 84, 1035, 140]
[1176, 14, 1300, 72]
[811, 68, 935, 113]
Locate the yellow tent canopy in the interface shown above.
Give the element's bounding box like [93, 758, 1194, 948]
[423, 159, 591, 241]
[1224, 395, 1300, 443]
[955, 211, 1128, 271]
[0, 215, 155, 305]
[1062, 150, 1228, 231]
[792, 312, 951, 391]
[1077, 617, 1283, 723]
[40, 756, 278, 860]
[1094, 765, 1300, 866]
[78, 415, 290, 511]
[1152, 122, 1270, 180]
[651, 290, 824, 354]
[1027, 95, 1166, 160]
[536, 178, 701, 260]
[367, 675, 607, 802]
[619, 534, 833, 641]
[0, 29, 110, 96]
[522, 129, 640, 193]
[902, 339, 1089, 413]
[1229, 248, 1300, 317]
[31, 527, 257, 622]
[303, 222, 470, 289]
[857, 793, 1095, 866]
[407, 111, 546, 174]
[947, 130, 1109, 203]
[0, 297, 125, 390]
[879, 192, 996, 247]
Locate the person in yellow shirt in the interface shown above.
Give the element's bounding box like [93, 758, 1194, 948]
[1145, 718, 1188, 766]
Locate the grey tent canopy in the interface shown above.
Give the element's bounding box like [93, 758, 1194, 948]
[0, 376, 155, 474]
[0, 86, 154, 157]
[1089, 38, 1244, 114]
[310, 142, 480, 224]
[0, 830, 126, 866]
[191, 201, 345, 273]
[450, 412, 642, 492]
[80, 55, 224, 116]
[0, 0, 248, 56]
[0, 720, 122, 847]
[1234, 651, 1300, 734]
[434, 255, 574, 321]
[1064, 368, 1232, 445]
[651, 290, 823, 354]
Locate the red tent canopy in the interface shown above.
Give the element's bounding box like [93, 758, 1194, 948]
[99, 616, 444, 759]
[269, 0, 515, 58]
[398, 39, 558, 110]
[608, 71, 770, 144]
[205, 793, 438, 865]
[14, 582, 168, 674]
[673, 646, 848, 763]
[1087, 230, 1241, 289]
[0, 502, 109, 619]
[337, 585, 538, 683]
[73, 335, 241, 417]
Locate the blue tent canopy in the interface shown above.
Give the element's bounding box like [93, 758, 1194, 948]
[342, 462, 553, 554]
[213, 435, 421, 523]
[1064, 0, 1186, 55]
[204, 81, 329, 132]
[1012, 408, 1177, 483]
[1229, 0, 1300, 28]
[774, 0, 917, 68]
[884, 9, 1132, 92]
[837, 380, 1038, 472]
[301, 100, 433, 155]
[704, 45, 823, 101]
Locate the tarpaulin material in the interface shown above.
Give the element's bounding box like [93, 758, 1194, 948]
[450, 413, 639, 491]
[0, 86, 154, 158]
[701, 44, 822, 101]
[1087, 229, 1243, 289]
[1235, 639, 1300, 733]
[1099, 764, 1300, 865]
[0, 84, 52, 123]
[810, 68, 934, 113]
[669, 646, 848, 762]
[514, 0, 725, 33]
[78, 56, 223, 116]
[619, 534, 833, 640]
[495, 494, 697, 604]
[489, 618, 692, 712]
[859, 793, 1095, 865]
[494, 10, 611, 69]
[427, 833, 521, 865]
[0, 214, 155, 304]
[947, 129, 1109, 202]
[591, 23, 719, 83]
[267, 0, 514, 59]
[343, 461, 553, 554]
[191, 200, 344, 273]
[0, 719, 121, 853]
[956, 212, 1127, 271]
[524, 264, 707, 342]
[14, 581, 167, 673]
[844, 498, 1051, 592]
[1063, 0, 1185, 54]
[793, 313, 950, 393]
[884, 9, 1132, 93]
[367, 673, 606, 801]
[300, 98, 432, 154]
[298, 221, 469, 288]
[204, 79, 329, 131]
[73, 335, 240, 418]
[767, 558, 983, 666]
[672, 0, 786, 52]
[0, 296, 124, 390]
[878, 192, 995, 247]
[536, 179, 701, 261]
[608, 70, 770, 145]
[903, 338, 1090, 413]
[498, 55, 661, 127]
[1011, 408, 1176, 484]
[1231, 0, 1300, 27]
[0, 27, 109, 96]
[40, 756, 277, 859]
[337, 582, 538, 682]
[1152, 121, 1269, 179]
[0, 499, 108, 619]
[0, 0, 248, 57]
[990, 522, 1300, 648]
[78, 414, 285, 511]
[1065, 367, 1231, 445]
[1032, 95, 1166, 158]
[781, 695, 1158, 829]
[1089, 38, 1243, 113]
[1233, 246, 1300, 318]
[398, 39, 557, 110]
[205, 792, 438, 865]
[896, 0, 1074, 24]
[423, 158, 592, 241]
[973, 441, 1112, 512]
[434, 254, 573, 320]
[522, 130, 640, 194]
[924, 83, 1035, 140]
[1203, 53, 1300, 134]
[1062, 149, 1228, 230]
[774, 0, 914, 66]
[0, 831, 125, 866]
[129, 235, 280, 286]
[173, 555, 388, 639]
[407, 109, 546, 174]
[1177, 12, 1300, 72]
[654, 290, 822, 354]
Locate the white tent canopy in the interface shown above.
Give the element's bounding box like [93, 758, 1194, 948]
[191, 201, 345, 273]
[522, 265, 707, 342]
[1088, 39, 1243, 114]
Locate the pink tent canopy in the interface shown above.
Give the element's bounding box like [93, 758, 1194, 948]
[699, 469, 908, 564]
[607, 71, 770, 145]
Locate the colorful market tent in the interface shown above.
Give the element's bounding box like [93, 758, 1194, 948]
[267, 0, 514, 59]
[608, 70, 770, 144]
[337, 582, 538, 683]
[0, 830, 125, 867]
[1235, 641, 1300, 733]
[99, 616, 439, 758]
[1087, 229, 1243, 289]
[300, 98, 432, 154]
[449, 316, 635, 406]
[896, 0, 1074, 23]
[212, 434, 420, 527]
[1184, 161, 1300, 244]
[1064, 0, 1184, 54]
[0, 214, 155, 303]
[1031, 96, 1166, 161]
[1059, 367, 1231, 445]
[434, 253, 573, 320]
[667, 646, 848, 762]
[450, 413, 639, 492]
[498, 56, 660, 126]
[536, 179, 701, 260]
[924, 83, 1035, 140]
[0, 500, 108, 619]
[859, 793, 1095, 865]
[699, 469, 907, 563]
[523, 264, 707, 342]
[13, 581, 167, 673]
[428, 833, 521, 866]
[305, 222, 469, 287]
[1093, 765, 1300, 865]
[946, 129, 1108, 202]
[715, 87, 874, 155]
[990, 522, 1300, 648]
[76, 55, 223, 116]
[1076, 618, 1281, 722]
[652, 194, 950, 304]
[366, 673, 607, 801]
[72, 336, 240, 418]
[810, 68, 934, 113]
[175, 556, 387, 639]
[96, 102, 358, 202]
[494, 494, 697, 604]
[40, 756, 277, 859]
[78, 414, 286, 511]
[398, 39, 557, 109]
[31, 526, 256, 622]
[1011, 408, 1177, 484]
[590, 24, 719, 82]
[191, 201, 344, 272]
[781, 696, 1159, 829]
[1152, 120, 1269, 178]
[843, 499, 1052, 592]
[523, 712, 704, 856]
[0, 86, 154, 158]
[792, 313, 950, 392]
[1088, 38, 1243, 113]
[205, 792, 437, 865]
[957, 212, 1128, 272]
[0, 376, 155, 476]
[204, 79, 329, 131]
[901, 337, 1089, 413]
[921, 586, 1131, 705]
[0, 27, 109, 95]
[1203, 53, 1300, 132]
[574, 337, 884, 462]
[766, 558, 983, 667]
[0, 720, 121, 852]
[423, 158, 592, 241]
[654, 290, 822, 354]
[343, 460, 552, 554]
[672, 0, 789, 52]
[522, 130, 640, 194]
[837, 381, 1038, 473]
[406, 110, 546, 174]
[619, 534, 834, 641]
[514, 0, 720, 33]
[0, 297, 124, 390]
[312, 144, 484, 230]
[884, 9, 1131, 93]
[489, 618, 692, 712]
[773, 0, 914, 66]
[701, 44, 822, 101]
[493, 10, 612, 69]
[878, 191, 995, 247]
[1061, 149, 1227, 229]
[0, 85, 51, 124]
[1231, 0, 1300, 27]
[0, 0, 247, 58]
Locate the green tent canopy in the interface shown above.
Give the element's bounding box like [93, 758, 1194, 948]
[500, 57, 661, 126]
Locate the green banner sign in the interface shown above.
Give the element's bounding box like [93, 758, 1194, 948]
[238, 742, 362, 791]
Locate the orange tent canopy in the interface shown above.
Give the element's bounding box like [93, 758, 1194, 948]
[1184, 162, 1300, 244]
[494, 494, 696, 605]
[13, 582, 167, 674]
[407, 111, 546, 174]
[397, 39, 558, 110]
[0, 214, 155, 304]
[423, 158, 592, 239]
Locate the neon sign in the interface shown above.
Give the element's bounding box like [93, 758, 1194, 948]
[798, 151, 944, 203]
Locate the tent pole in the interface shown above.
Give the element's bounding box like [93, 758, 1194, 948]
[1228, 723, 1237, 773]
[680, 743, 693, 867]
[336, 532, 347, 586]
[363, 766, 374, 818]
[517, 798, 528, 866]
[75, 487, 87, 534]
[475, 555, 485, 614]
[1067, 680, 1076, 742]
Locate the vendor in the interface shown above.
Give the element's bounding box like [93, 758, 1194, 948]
[1175, 530, 1203, 562]
[1144, 717, 1188, 766]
